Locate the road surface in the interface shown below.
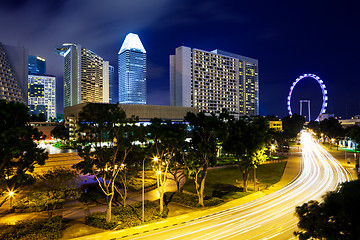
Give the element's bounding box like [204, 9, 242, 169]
[108, 131, 353, 240]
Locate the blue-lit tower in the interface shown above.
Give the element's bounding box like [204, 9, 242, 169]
[28, 55, 46, 75]
[108, 65, 116, 103]
[118, 33, 146, 104]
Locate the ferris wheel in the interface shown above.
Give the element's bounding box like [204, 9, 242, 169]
[287, 73, 328, 121]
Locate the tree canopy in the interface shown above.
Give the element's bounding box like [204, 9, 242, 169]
[222, 116, 270, 192]
[73, 103, 142, 223]
[0, 100, 48, 190]
[184, 112, 220, 206]
[295, 180, 360, 240]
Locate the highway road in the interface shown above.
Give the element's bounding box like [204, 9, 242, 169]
[112, 131, 352, 240]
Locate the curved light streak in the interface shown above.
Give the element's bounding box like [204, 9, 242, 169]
[119, 132, 351, 240]
[287, 74, 328, 121]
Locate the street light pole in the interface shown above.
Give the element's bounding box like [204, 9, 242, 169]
[142, 158, 146, 223]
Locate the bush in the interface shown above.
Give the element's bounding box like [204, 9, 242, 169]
[86, 200, 168, 230]
[165, 192, 223, 207]
[13, 191, 66, 213]
[85, 213, 119, 230]
[0, 216, 63, 239]
[127, 178, 157, 191]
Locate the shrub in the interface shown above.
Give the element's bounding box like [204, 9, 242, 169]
[85, 213, 119, 230]
[85, 200, 168, 230]
[165, 192, 223, 207]
[0, 216, 63, 239]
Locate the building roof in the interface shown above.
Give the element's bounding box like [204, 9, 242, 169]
[118, 33, 146, 54]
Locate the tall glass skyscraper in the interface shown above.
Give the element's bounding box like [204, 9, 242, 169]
[108, 64, 116, 104]
[118, 33, 146, 104]
[28, 55, 46, 75]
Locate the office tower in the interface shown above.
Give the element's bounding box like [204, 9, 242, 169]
[0, 42, 28, 104]
[170, 46, 259, 117]
[103, 61, 109, 103]
[108, 65, 116, 103]
[28, 55, 46, 75]
[28, 75, 56, 120]
[55, 43, 109, 108]
[118, 33, 146, 104]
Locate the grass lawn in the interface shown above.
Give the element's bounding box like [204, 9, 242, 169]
[183, 161, 287, 200]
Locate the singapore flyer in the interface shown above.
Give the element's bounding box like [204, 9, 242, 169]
[287, 73, 328, 121]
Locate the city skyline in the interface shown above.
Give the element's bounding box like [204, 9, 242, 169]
[1, 1, 359, 118]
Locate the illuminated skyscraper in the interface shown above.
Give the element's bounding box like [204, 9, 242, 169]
[118, 33, 146, 104]
[28, 75, 56, 120]
[108, 64, 116, 104]
[28, 55, 46, 76]
[55, 43, 109, 108]
[0, 42, 28, 104]
[170, 46, 259, 117]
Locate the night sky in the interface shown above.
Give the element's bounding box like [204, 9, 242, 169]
[1, 0, 359, 119]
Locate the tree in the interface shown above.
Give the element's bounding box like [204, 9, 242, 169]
[282, 114, 305, 140]
[319, 117, 344, 149]
[73, 103, 141, 223]
[31, 167, 80, 217]
[184, 112, 219, 206]
[222, 116, 270, 192]
[146, 118, 186, 214]
[0, 100, 48, 198]
[307, 120, 320, 136]
[50, 122, 69, 143]
[30, 113, 46, 122]
[295, 180, 360, 239]
[115, 147, 144, 207]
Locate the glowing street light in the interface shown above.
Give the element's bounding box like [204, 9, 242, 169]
[270, 145, 276, 157]
[8, 191, 14, 211]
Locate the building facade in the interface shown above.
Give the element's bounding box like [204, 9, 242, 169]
[28, 75, 56, 120]
[118, 33, 146, 104]
[55, 43, 109, 108]
[28, 55, 46, 76]
[108, 64, 116, 103]
[170, 46, 259, 117]
[0, 43, 28, 104]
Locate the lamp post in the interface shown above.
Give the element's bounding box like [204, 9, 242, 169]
[142, 158, 146, 223]
[142, 157, 159, 223]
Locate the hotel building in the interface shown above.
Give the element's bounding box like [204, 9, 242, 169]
[170, 46, 259, 117]
[55, 43, 109, 108]
[118, 33, 147, 104]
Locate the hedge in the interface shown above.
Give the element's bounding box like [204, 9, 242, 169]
[165, 192, 223, 207]
[0, 216, 63, 239]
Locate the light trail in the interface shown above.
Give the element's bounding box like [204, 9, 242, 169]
[117, 131, 352, 240]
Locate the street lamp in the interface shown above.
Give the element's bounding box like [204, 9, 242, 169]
[270, 145, 276, 157]
[8, 191, 14, 211]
